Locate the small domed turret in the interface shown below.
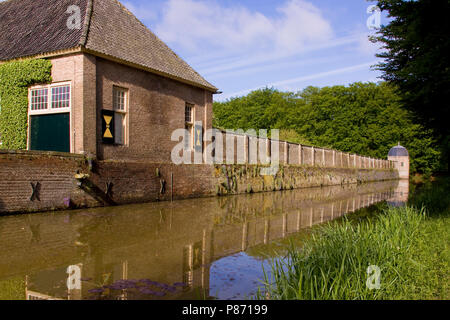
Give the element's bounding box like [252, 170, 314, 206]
[388, 144, 409, 157]
[388, 143, 410, 180]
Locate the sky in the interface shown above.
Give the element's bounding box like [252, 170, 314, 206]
[6, 0, 389, 101]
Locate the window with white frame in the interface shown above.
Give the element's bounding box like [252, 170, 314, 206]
[113, 87, 128, 145]
[30, 88, 49, 111]
[51, 85, 70, 109]
[29, 83, 70, 113]
[185, 103, 194, 150]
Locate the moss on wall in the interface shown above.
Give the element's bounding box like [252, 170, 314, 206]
[214, 164, 398, 196]
[0, 59, 52, 150]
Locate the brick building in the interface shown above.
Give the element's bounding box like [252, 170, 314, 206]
[0, 0, 218, 161]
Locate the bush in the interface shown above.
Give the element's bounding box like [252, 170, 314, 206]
[0, 59, 52, 149]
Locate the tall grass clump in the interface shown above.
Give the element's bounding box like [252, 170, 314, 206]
[409, 178, 450, 217]
[258, 206, 426, 300]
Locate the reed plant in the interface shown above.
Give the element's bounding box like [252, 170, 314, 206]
[258, 177, 450, 300]
[258, 206, 427, 300]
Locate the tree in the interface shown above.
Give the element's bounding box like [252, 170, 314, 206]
[213, 83, 441, 174]
[372, 0, 450, 170]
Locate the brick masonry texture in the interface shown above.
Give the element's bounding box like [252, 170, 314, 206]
[95, 57, 212, 162]
[0, 151, 399, 215]
[48, 53, 213, 161]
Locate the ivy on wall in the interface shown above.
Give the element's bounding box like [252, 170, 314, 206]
[0, 59, 52, 150]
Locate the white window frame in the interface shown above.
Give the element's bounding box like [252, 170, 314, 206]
[185, 103, 195, 151]
[27, 81, 73, 152]
[113, 86, 129, 146]
[28, 82, 72, 115]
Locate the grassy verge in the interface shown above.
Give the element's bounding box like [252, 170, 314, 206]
[259, 178, 449, 300]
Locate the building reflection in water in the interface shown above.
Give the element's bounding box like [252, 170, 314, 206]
[0, 180, 408, 300]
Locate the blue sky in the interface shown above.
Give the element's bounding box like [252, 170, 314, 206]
[122, 0, 388, 101]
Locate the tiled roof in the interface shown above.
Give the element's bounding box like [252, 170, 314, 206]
[0, 0, 217, 92]
[0, 0, 88, 60]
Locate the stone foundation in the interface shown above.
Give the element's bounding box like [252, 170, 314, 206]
[0, 150, 399, 214]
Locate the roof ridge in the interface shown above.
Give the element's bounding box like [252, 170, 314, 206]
[79, 0, 94, 46]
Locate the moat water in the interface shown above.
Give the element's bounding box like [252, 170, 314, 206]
[0, 180, 408, 300]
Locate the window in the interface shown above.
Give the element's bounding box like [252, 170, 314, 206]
[114, 87, 126, 111]
[51, 85, 70, 109]
[113, 87, 128, 145]
[29, 84, 70, 113]
[30, 88, 49, 111]
[185, 104, 193, 123]
[185, 103, 194, 150]
[28, 83, 71, 153]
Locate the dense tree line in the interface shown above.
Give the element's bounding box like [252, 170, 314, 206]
[213, 82, 441, 174]
[372, 0, 449, 172]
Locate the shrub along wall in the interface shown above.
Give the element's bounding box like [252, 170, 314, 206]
[0, 59, 52, 149]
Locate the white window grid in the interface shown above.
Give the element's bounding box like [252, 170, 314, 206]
[30, 88, 49, 111]
[113, 87, 129, 146]
[29, 83, 71, 115]
[51, 85, 70, 109]
[185, 103, 194, 150]
[27, 82, 73, 153]
[185, 104, 193, 124]
[113, 87, 127, 112]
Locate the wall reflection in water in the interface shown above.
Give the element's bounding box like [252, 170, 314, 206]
[0, 180, 408, 300]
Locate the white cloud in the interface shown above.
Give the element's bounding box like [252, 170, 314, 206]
[154, 0, 333, 54]
[121, 0, 382, 98]
[198, 33, 363, 77]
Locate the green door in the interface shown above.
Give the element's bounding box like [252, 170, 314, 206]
[30, 113, 70, 152]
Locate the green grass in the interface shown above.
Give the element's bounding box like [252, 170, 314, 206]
[258, 178, 449, 300]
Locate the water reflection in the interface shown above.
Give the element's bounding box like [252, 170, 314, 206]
[0, 180, 407, 300]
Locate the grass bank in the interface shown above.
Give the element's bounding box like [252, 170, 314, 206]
[259, 178, 449, 300]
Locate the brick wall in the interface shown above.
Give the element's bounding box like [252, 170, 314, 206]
[50, 53, 97, 155]
[0, 150, 90, 213]
[213, 164, 399, 196]
[0, 151, 399, 215]
[94, 57, 213, 162]
[48, 53, 214, 161]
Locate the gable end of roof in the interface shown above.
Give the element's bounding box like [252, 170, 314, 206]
[0, 0, 218, 93]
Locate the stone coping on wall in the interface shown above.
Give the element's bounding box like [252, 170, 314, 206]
[0, 149, 397, 171]
[216, 129, 394, 169]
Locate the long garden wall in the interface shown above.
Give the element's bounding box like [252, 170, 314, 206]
[0, 150, 398, 214]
